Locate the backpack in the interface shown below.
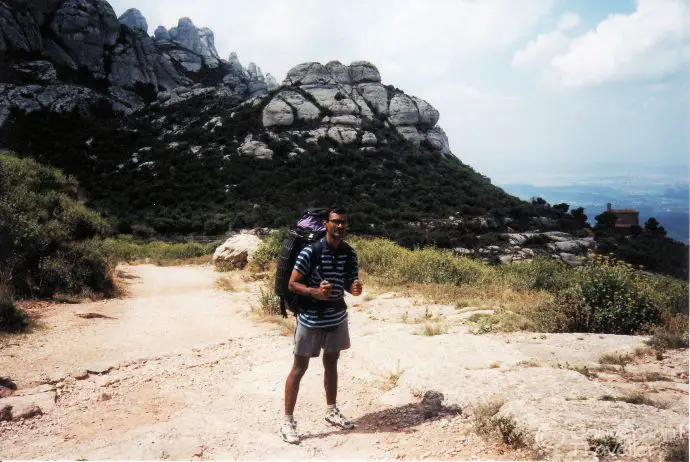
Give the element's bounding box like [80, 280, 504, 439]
[274, 207, 354, 318]
[275, 208, 327, 317]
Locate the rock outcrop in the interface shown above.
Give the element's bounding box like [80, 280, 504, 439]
[0, 0, 274, 127]
[212, 232, 262, 269]
[118, 8, 148, 33]
[262, 61, 454, 157]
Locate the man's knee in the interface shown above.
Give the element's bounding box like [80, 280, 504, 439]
[323, 351, 340, 367]
[290, 355, 310, 378]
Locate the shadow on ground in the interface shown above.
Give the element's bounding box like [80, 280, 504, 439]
[302, 390, 462, 440]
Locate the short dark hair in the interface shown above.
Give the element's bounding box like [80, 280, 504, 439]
[326, 206, 347, 220]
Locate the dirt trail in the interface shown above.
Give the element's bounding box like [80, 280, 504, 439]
[0, 264, 687, 460]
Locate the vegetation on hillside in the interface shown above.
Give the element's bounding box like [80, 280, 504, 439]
[1, 90, 686, 280]
[0, 93, 581, 244]
[592, 212, 689, 280]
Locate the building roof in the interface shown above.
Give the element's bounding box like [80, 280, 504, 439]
[610, 209, 639, 214]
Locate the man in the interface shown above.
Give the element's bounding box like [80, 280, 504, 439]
[280, 206, 363, 444]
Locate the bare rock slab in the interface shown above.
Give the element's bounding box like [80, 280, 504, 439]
[502, 398, 688, 460]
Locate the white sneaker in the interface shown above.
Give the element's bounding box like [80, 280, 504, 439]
[280, 420, 300, 444]
[325, 407, 355, 430]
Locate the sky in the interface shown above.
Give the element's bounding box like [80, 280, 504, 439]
[108, 0, 690, 185]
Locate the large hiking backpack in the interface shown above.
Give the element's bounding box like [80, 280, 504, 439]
[275, 208, 327, 317]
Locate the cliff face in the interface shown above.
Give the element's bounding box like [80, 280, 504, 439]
[0, 1, 276, 126]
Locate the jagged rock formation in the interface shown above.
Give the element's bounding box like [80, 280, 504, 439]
[0, 0, 273, 127]
[118, 8, 148, 33]
[261, 61, 453, 157]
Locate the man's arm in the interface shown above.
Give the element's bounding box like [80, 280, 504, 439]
[344, 251, 360, 294]
[288, 270, 321, 298]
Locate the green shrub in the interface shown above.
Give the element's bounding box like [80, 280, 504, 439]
[0, 152, 114, 298]
[499, 256, 572, 293]
[577, 257, 660, 334]
[101, 236, 215, 263]
[252, 228, 287, 269]
[37, 240, 116, 296]
[534, 255, 661, 334]
[0, 294, 29, 333]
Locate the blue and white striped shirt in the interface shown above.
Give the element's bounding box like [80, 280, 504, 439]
[293, 238, 359, 328]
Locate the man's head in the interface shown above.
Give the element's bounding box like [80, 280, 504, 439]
[324, 206, 348, 240]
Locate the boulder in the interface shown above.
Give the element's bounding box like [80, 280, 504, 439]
[325, 60, 351, 84]
[276, 90, 320, 122]
[389, 94, 419, 126]
[425, 126, 452, 156]
[11, 60, 57, 84]
[361, 131, 377, 146]
[283, 62, 334, 86]
[412, 96, 439, 127]
[262, 98, 294, 127]
[328, 126, 358, 144]
[304, 86, 359, 116]
[118, 8, 148, 33]
[395, 126, 423, 146]
[358, 83, 388, 116]
[49, 0, 120, 78]
[350, 61, 381, 83]
[212, 233, 262, 269]
[154, 25, 170, 42]
[238, 136, 274, 160]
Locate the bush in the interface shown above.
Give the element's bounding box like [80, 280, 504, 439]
[0, 294, 29, 333]
[499, 256, 572, 293]
[0, 152, 114, 298]
[251, 228, 287, 270]
[102, 235, 215, 263]
[535, 255, 661, 334]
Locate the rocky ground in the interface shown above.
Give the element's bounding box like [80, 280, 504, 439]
[0, 264, 687, 460]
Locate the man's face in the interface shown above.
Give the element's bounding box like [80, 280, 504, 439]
[325, 212, 348, 239]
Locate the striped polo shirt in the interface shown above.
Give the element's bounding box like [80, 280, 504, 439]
[293, 238, 359, 329]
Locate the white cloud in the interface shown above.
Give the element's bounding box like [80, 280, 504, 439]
[553, 0, 690, 87]
[512, 12, 577, 69]
[514, 0, 690, 88]
[557, 12, 580, 31]
[512, 31, 569, 69]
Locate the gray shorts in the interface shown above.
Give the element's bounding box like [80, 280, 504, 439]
[294, 320, 351, 357]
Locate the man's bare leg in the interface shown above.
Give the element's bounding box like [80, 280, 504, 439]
[285, 355, 310, 416]
[323, 352, 339, 405]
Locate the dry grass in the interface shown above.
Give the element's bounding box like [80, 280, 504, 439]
[602, 392, 666, 409]
[379, 361, 405, 391]
[377, 281, 552, 315]
[471, 400, 540, 453]
[516, 360, 542, 368]
[214, 276, 236, 292]
[249, 311, 295, 336]
[599, 352, 634, 368]
[466, 311, 535, 334]
[416, 321, 448, 336]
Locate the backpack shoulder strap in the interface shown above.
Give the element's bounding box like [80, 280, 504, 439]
[307, 240, 323, 280]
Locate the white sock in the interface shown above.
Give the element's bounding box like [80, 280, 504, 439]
[284, 414, 294, 423]
[326, 404, 336, 412]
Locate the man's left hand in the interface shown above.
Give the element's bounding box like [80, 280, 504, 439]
[351, 280, 362, 296]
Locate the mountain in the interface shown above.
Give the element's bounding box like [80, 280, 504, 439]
[0, 0, 685, 279]
[0, 1, 276, 124]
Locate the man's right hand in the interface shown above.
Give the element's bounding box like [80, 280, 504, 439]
[312, 280, 332, 300]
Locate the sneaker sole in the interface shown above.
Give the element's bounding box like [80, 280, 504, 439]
[280, 431, 300, 444]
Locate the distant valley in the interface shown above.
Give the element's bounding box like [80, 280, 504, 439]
[500, 169, 689, 243]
